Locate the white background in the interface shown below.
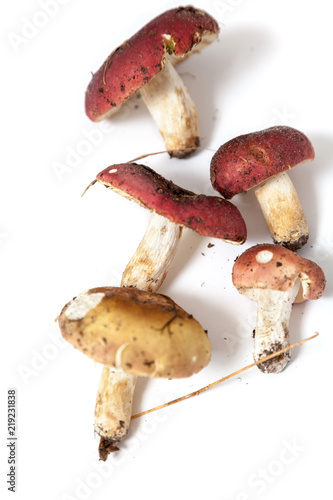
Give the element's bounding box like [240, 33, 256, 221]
[1, 1, 332, 499]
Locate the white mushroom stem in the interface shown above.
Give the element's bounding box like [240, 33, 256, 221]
[122, 213, 183, 291]
[255, 172, 309, 251]
[251, 277, 301, 374]
[140, 61, 199, 158]
[94, 367, 136, 457]
[95, 213, 183, 458]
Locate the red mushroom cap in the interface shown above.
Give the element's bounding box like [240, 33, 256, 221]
[210, 126, 315, 199]
[85, 6, 219, 121]
[97, 163, 247, 244]
[232, 244, 326, 303]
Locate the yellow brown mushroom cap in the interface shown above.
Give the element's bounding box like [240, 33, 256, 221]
[58, 287, 211, 378]
[232, 244, 326, 303]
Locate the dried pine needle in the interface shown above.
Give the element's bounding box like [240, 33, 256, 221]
[128, 146, 215, 163]
[132, 333, 319, 419]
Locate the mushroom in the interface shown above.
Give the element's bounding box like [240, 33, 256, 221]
[93, 163, 246, 290]
[58, 286, 211, 459]
[85, 6, 219, 158]
[87, 161, 246, 458]
[232, 244, 326, 373]
[95, 162, 247, 292]
[210, 126, 315, 250]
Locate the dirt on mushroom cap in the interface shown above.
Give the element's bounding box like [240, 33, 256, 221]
[210, 126, 315, 199]
[232, 243, 326, 302]
[59, 286, 211, 378]
[97, 162, 247, 243]
[85, 6, 219, 121]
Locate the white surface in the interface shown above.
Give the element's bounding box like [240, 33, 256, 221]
[1, 1, 332, 499]
[64, 291, 105, 320]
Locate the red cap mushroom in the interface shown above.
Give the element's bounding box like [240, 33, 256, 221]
[85, 6, 219, 158]
[210, 126, 315, 250]
[232, 244, 326, 373]
[97, 163, 247, 242]
[96, 162, 245, 281]
[94, 162, 246, 289]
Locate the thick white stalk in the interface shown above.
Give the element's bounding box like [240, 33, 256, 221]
[94, 367, 136, 458]
[253, 278, 301, 373]
[95, 213, 182, 458]
[255, 172, 308, 250]
[140, 61, 200, 158]
[121, 213, 183, 291]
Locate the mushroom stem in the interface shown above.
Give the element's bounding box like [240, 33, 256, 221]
[253, 278, 301, 373]
[140, 61, 200, 158]
[121, 213, 183, 291]
[94, 367, 136, 458]
[95, 214, 182, 459]
[255, 172, 308, 251]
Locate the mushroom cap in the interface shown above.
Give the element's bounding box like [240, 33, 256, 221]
[232, 244, 326, 303]
[210, 126, 315, 199]
[58, 287, 211, 378]
[97, 163, 247, 244]
[85, 6, 219, 121]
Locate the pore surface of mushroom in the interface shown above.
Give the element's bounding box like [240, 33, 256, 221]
[210, 126, 315, 250]
[232, 244, 326, 373]
[85, 6, 219, 157]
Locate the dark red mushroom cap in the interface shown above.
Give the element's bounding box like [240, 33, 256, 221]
[85, 6, 219, 121]
[232, 244, 326, 303]
[210, 126, 315, 199]
[97, 163, 247, 244]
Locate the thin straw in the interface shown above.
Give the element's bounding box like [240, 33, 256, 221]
[128, 146, 216, 163]
[131, 333, 319, 419]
